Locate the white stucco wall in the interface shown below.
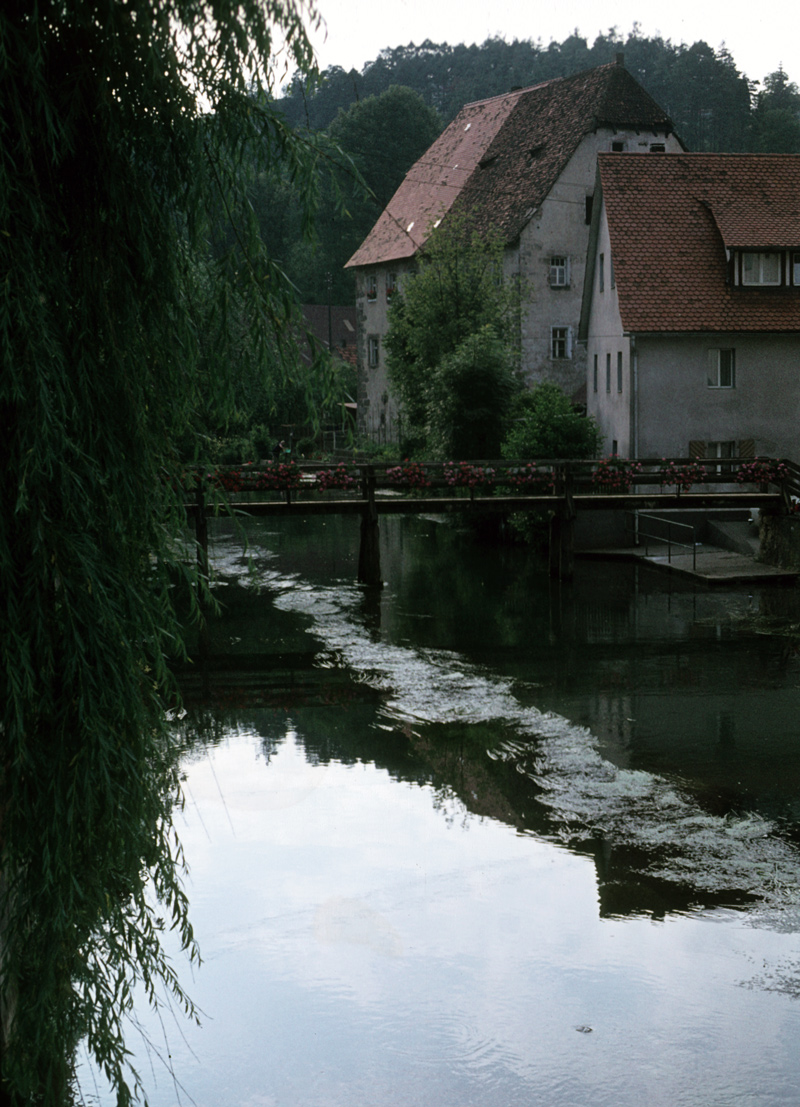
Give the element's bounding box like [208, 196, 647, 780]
[585, 196, 634, 456]
[356, 262, 413, 439]
[517, 129, 682, 400]
[634, 333, 800, 460]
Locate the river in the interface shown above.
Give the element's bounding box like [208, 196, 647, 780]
[84, 513, 800, 1106]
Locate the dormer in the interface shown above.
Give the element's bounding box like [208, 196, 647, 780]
[730, 249, 800, 288]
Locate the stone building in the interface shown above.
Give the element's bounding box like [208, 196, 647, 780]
[346, 58, 683, 442]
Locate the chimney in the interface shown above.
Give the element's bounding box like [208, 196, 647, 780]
[615, 52, 625, 67]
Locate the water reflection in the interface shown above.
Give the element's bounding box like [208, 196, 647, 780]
[99, 513, 800, 1106]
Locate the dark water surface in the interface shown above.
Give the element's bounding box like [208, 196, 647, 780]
[87, 515, 800, 1106]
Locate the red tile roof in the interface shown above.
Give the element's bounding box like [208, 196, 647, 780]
[599, 153, 800, 333]
[346, 61, 676, 269]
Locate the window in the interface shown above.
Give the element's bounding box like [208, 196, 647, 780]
[366, 274, 377, 301]
[708, 349, 735, 388]
[605, 352, 611, 393]
[742, 252, 781, 286]
[793, 252, 800, 286]
[549, 255, 570, 288]
[708, 440, 736, 474]
[610, 254, 615, 290]
[611, 140, 625, 152]
[367, 335, 379, 368]
[585, 195, 594, 224]
[649, 143, 666, 153]
[386, 272, 398, 300]
[599, 253, 605, 292]
[593, 354, 598, 393]
[617, 351, 623, 393]
[551, 326, 572, 359]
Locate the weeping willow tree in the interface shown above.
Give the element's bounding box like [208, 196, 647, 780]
[0, 1, 327, 1102]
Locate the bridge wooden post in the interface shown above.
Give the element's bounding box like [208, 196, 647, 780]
[549, 466, 575, 580]
[194, 481, 211, 657]
[358, 465, 382, 587]
[195, 481, 209, 597]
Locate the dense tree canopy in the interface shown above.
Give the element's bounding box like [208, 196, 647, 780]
[278, 29, 798, 154]
[0, 0, 323, 1102]
[252, 84, 441, 303]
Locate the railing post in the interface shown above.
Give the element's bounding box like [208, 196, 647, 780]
[358, 464, 382, 587]
[195, 480, 209, 599]
[549, 465, 575, 581]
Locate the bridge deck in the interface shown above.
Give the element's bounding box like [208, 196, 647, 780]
[188, 491, 784, 517]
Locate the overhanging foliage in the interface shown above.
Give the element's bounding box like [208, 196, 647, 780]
[0, 0, 323, 1101]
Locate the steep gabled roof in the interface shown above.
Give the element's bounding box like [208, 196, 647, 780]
[595, 153, 800, 333]
[346, 59, 677, 269]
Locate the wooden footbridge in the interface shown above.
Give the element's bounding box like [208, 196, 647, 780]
[185, 456, 800, 583]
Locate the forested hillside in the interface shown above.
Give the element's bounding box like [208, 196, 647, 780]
[259, 30, 799, 305]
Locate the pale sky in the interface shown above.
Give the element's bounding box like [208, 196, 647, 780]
[303, 0, 798, 89]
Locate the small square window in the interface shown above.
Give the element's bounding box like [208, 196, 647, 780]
[549, 255, 569, 287]
[611, 141, 625, 152]
[708, 349, 735, 388]
[367, 335, 380, 368]
[649, 143, 666, 153]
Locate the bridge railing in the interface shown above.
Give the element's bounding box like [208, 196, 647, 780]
[181, 456, 797, 505]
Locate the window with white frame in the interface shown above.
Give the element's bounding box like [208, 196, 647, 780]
[708, 348, 735, 388]
[367, 335, 379, 368]
[366, 274, 377, 301]
[742, 251, 781, 286]
[549, 255, 570, 288]
[708, 440, 736, 474]
[551, 326, 572, 359]
[386, 272, 398, 300]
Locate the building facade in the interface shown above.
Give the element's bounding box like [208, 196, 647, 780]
[346, 59, 683, 441]
[580, 153, 800, 461]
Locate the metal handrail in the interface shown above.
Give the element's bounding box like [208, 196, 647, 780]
[627, 511, 697, 571]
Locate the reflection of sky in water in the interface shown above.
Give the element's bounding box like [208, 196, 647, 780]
[83, 527, 800, 1105]
[91, 727, 800, 1107]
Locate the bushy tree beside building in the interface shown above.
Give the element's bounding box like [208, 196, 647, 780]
[502, 383, 603, 460]
[385, 218, 523, 456]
